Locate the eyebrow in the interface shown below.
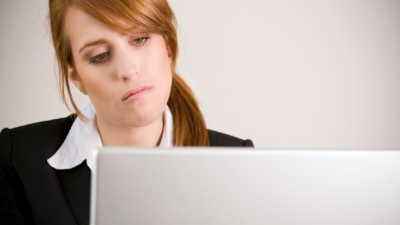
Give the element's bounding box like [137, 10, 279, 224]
[79, 39, 108, 54]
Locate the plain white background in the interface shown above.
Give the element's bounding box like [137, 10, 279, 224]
[1, 0, 399, 148]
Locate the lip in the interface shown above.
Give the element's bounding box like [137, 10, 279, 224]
[121, 86, 152, 102]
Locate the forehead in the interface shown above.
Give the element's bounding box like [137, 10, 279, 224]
[65, 8, 146, 49]
[65, 8, 115, 46]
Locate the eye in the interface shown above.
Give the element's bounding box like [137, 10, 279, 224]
[95, 53, 107, 60]
[89, 52, 109, 64]
[132, 37, 150, 46]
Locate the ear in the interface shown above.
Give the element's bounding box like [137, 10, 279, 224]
[67, 64, 86, 94]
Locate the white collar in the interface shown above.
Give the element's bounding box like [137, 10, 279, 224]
[47, 102, 174, 170]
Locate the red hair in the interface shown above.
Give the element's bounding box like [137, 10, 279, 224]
[49, 0, 209, 146]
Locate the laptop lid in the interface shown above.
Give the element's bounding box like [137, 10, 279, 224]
[90, 148, 400, 225]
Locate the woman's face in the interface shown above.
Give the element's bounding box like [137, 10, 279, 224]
[65, 8, 172, 128]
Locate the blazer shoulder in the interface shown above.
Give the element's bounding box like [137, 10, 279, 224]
[207, 129, 254, 147]
[10, 115, 76, 134]
[1, 114, 76, 164]
[0, 115, 78, 224]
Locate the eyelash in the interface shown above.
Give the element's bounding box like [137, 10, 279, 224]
[89, 37, 151, 65]
[132, 37, 150, 48]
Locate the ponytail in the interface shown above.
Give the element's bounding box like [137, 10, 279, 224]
[168, 72, 209, 146]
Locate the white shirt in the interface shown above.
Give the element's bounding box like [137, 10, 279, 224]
[47, 102, 174, 170]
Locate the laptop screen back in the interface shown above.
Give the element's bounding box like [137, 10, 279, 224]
[90, 148, 400, 225]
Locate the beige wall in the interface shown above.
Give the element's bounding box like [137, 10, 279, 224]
[1, 0, 400, 149]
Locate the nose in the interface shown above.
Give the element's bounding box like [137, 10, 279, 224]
[115, 48, 138, 81]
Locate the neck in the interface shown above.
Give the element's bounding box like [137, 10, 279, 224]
[95, 114, 164, 147]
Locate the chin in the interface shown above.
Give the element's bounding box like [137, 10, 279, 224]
[124, 115, 159, 127]
[118, 105, 164, 128]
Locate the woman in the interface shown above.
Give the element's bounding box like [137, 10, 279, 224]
[0, 0, 254, 224]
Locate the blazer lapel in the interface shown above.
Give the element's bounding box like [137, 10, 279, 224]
[56, 161, 91, 225]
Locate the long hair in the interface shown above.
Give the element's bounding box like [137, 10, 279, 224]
[49, 0, 209, 146]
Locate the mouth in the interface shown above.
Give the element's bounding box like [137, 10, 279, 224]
[121, 86, 152, 102]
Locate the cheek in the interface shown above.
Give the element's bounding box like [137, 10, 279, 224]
[154, 59, 172, 105]
[143, 49, 172, 100]
[78, 66, 116, 104]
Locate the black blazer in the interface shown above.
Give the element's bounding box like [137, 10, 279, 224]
[0, 115, 254, 225]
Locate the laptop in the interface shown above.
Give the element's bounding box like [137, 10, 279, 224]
[90, 148, 400, 225]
